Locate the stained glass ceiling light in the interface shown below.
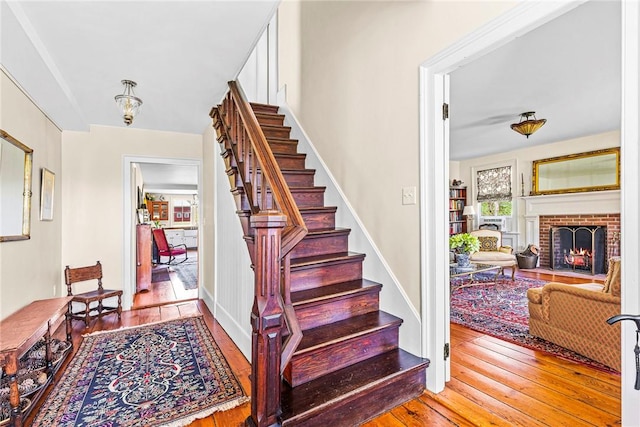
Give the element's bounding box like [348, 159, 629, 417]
[510, 111, 546, 138]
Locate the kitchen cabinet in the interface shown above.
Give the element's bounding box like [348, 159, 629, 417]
[184, 229, 198, 248]
[148, 201, 168, 221]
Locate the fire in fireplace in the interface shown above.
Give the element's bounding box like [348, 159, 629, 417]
[564, 248, 591, 268]
[550, 226, 606, 275]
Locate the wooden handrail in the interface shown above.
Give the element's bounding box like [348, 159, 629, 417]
[211, 81, 307, 427]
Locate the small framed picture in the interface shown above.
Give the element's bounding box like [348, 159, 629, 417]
[40, 168, 55, 221]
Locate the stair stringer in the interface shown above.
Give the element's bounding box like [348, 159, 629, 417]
[276, 90, 422, 359]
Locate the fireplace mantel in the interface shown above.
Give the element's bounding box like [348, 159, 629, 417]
[522, 190, 620, 248]
[522, 190, 620, 217]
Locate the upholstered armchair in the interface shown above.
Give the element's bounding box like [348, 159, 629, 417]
[468, 229, 517, 279]
[527, 257, 621, 371]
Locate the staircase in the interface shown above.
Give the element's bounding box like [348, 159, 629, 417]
[212, 83, 429, 426]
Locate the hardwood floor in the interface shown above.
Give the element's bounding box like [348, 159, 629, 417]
[133, 249, 199, 309]
[27, 270, 620, 426]
[25, 301, 253, 426]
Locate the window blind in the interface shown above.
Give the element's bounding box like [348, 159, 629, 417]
[477, 166, 512, 202]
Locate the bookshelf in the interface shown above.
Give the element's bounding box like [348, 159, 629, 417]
[449, 186, 467, 235]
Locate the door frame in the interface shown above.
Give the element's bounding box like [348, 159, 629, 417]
[419, 1, 639, 424]
[122, 156, 203, 310]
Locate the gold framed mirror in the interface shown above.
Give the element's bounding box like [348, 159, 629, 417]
[0, 130, 33, 241]
[532, 147, 620, 196]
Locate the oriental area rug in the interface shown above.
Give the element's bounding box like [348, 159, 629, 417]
[450, 273, 615, 372]
[32, 316, 248, 427]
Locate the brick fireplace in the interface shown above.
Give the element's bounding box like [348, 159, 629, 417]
[539, 214, 620, 273]
[523, 190, 620, 275]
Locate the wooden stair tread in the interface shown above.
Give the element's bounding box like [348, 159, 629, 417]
[303, 228, 350, 237]
[232, 185, 326, 193]
[255, 111, 285, 120]
[296, 311, 402, 353]
[250, 102, 279, 113]
[237, 206, 337, 216]
[273, 152, 306, 159]
[227, 166, 316, 174]
[291, 279, 381, 305]
[245, 228, 350, 243]
[290, 252, 366, 269]
[299, 206, 338, 213]
[260, 123, 292, 132]
[280, 348, 429, 420]
[266, 136, 299, 144]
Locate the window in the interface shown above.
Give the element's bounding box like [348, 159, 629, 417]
[477, 165, 513, 218]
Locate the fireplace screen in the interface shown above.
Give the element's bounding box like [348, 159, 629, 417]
[549, 226, 606, 275]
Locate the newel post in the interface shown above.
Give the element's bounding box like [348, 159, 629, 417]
[247, 211, 287, 427]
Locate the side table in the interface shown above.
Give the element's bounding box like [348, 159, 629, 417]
[0, 297, 72, 426]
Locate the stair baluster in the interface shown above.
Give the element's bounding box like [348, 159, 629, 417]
[211, 81, 306, 427]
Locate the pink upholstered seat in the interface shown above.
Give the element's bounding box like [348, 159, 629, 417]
[152, 228, 188, 265]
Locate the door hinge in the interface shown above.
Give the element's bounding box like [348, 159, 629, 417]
[442, 103, 449, 120]
[444, 342, 450, 360]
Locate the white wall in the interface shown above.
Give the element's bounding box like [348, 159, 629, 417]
[212, 137, 253, 360]
[0, 70, 62, 319]
[277, 1, 515, 309]
[61, 126, 202, 300]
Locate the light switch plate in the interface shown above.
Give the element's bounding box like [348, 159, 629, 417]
[402, 186, 417, 205]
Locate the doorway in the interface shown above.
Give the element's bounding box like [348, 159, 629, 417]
[419, 2, 639, 424]
[123, 156, 202, 311]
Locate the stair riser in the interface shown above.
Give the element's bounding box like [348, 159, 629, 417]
[295, 293, 379, 331]
[286, 327, 400, 387]
[251, 103, 279, 114]
[282, 368, 426, 427]
[221, 147, 304, 170]
[236, 209, 336, 234]
[290, 260, 363, 292]
[291, 234, 349, 259]
[301, 211, 336, 231]
[233, 189, 325, 211]
[268, 140, 299, 155]
[228, 168, 315, 188]
[236, 208, 335, 236]
[275, 155, 306, 170]
[255, 114, 285, 127]
[262, 126, 292, 139]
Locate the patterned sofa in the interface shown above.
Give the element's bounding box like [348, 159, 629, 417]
[526, 257, 621, 371]
[469, 229, 517, 279]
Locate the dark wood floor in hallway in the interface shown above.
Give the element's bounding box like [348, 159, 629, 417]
[29, 270, 620, 426]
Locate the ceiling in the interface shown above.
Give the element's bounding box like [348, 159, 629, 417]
[137, 163, 198, 194]
[1, 1, 278, 134]
[2, 1, 622, 174]
[449, 1, 621, 161]
[2, 1, 278, 192]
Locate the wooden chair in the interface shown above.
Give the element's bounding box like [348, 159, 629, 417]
[65, 261, 122, 328]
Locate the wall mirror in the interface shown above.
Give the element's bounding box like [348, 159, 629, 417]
[532, 147, 620, 195]
[0, 130, 33, 241]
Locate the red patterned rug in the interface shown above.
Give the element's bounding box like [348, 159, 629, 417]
[450, 273, 617, 373]
[32, 316, 248, 426]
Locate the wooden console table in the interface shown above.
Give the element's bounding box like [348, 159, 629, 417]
[0, 297, 72, 426]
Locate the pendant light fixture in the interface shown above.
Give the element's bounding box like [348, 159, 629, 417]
[114, 80, 143, 126]
[511, 111, 546, 138]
